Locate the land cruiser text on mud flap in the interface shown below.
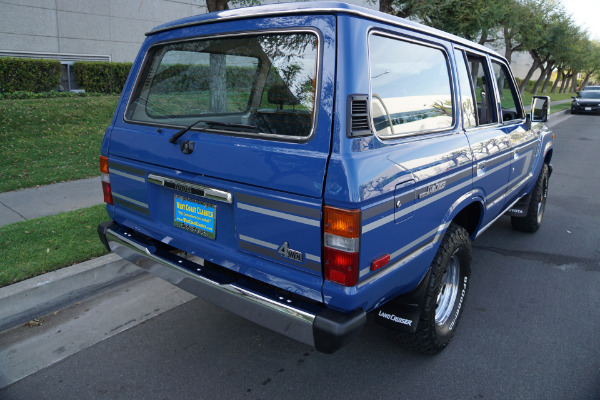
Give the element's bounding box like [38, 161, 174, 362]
[97, 2, 553, 354]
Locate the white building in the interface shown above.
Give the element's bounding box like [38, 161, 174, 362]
[0, 0, 536, 89]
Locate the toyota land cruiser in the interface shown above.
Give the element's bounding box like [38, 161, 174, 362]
[98, 1, 553, 354]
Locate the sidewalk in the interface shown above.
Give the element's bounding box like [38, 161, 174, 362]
[0, 177, 102, 227]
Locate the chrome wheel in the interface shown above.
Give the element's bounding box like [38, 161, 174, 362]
[435, 251, 460, 326]
[536, 175, 548, 225]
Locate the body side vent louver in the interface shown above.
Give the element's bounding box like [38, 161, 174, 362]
[347, 94, 372, 137]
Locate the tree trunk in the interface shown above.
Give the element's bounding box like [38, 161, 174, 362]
[550, 68, 563, 94]
[570, 74, 578, 93]
[580, 72, 594, 89]
[559, 73, 569, 93]
[532, 62, 553, 95]
[209, 54, 227, 112]
[541, 66, 554, 94]
[206, 0, 229, 12]
[478, 31, 488, 46]
[380, 0, 394, 14]
[531, 64, 546, 95]
[519, 60, 541, 93]
[504, 26, 512, 64]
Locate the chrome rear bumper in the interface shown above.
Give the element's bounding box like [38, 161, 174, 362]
[98, 222, 365, 353]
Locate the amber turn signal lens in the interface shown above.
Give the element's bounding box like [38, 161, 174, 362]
[324, 206, 360, 238]
[99, 155, 109, 174]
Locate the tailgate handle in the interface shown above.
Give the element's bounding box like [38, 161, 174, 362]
[148, 174, 232, 204]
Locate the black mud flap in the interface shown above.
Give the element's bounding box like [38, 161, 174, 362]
[505, 192, 533, 217]
[506, 163, 553, 218]
[374, 269, 431, 334]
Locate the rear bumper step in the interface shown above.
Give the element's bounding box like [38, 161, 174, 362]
[97, 221, 365, 354]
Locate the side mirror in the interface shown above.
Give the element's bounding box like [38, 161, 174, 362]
[531, 95, 550, 122]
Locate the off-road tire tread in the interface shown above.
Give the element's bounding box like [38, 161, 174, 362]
[511, 164, 549, 233]
[395, 223, 471, 355]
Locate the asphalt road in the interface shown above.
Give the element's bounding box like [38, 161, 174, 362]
[1, 113, 599, 400]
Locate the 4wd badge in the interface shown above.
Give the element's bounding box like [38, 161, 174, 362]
[277, 242, 303, 262]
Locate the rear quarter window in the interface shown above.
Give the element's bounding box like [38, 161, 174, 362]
[369, 33, 454, 138]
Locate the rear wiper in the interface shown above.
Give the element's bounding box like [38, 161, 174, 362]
[169, 119, 259, 143]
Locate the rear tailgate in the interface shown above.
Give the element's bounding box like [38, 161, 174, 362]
[103, 16, 336, 300]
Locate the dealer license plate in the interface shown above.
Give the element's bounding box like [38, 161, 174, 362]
[174, 195, 216, 239]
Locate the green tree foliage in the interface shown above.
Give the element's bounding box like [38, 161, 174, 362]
[379, 0, 506, 44]
[377, 0, 600, 92]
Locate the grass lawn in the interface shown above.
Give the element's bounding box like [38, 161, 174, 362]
[521, 90, 574, 108]
[550, 102, 572, 113]
[0, 95, 119, 193]
[0, 204, 109, 288]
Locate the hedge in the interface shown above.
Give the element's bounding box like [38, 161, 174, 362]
[0, 91, 103, 100]
[0, 57, 61, 93]
[73, 61, 132, 94]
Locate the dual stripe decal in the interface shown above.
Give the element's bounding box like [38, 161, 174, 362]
[237, 202, 320, 227]
[239, 235, 321, 272]
[109, 161, 148, 215]
[112, 192, 149, 216]
[362, 140, 538, 233]
[362, 169, 472, 234]
[359, 222, 449, 280]
[110, 169, 145, 183]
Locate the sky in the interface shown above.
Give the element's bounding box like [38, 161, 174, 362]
[560, 0, 600, 41]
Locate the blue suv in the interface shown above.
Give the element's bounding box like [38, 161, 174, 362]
[98, 1, 553, 354]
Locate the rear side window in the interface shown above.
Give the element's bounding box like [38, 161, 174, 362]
[369, 34, 454, 138]
[126, 32, 318, 138]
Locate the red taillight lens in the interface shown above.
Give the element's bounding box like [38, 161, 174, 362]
[99, 156, 113, 205]
[324, 247, 359, 286]
[323, 206, 361, 286]
[101, 180, 113, 204]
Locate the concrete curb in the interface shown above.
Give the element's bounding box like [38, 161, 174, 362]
[0, 254, 144, 332]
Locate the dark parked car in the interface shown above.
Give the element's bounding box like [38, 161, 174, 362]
[581, 85, 600, 91]
[571, 91, 600, 114]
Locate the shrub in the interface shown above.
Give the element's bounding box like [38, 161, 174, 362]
[73, 61, 133, 94]
[0, 57, 61, 93]
[0, 91, 102, 100]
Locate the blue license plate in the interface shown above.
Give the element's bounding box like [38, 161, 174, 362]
[174, 195, 216, 239]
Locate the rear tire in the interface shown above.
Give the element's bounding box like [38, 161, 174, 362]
[396, 223, 471, 354]
[511, 164, 549, 233]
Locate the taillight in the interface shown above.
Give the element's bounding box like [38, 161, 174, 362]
[99, 155, 113, 205]
[323, 206, 360, 286]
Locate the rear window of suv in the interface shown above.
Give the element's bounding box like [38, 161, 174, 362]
[125, 31, 319, 138]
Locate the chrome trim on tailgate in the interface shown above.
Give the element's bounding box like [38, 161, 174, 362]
[105, 227, 316, 346]
[148, 174, 233, 204]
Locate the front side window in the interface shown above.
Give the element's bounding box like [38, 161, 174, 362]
[491, 60, 523, 122]
[369, 34, 454, 138]
[454, 49, 477, 128]
[465, 54, 497, 125]
[126, 32, 318, 138]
